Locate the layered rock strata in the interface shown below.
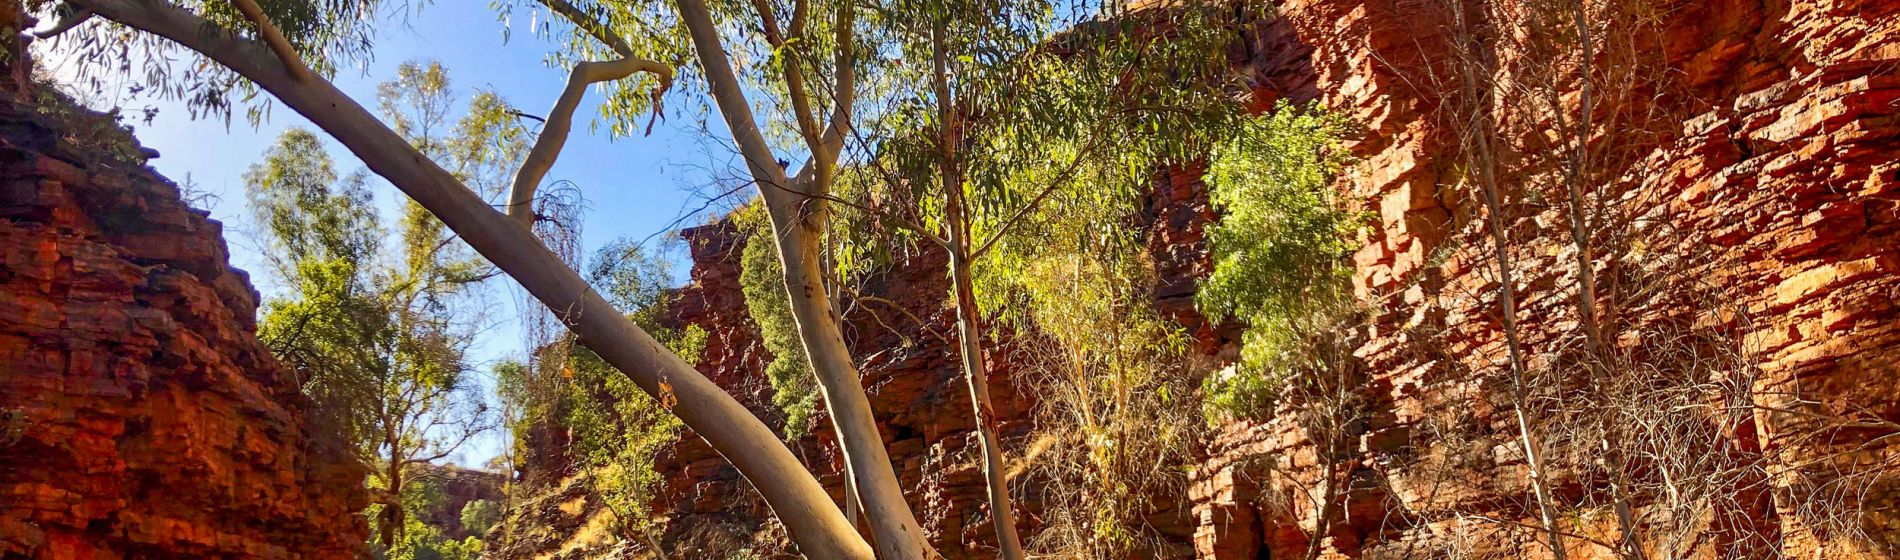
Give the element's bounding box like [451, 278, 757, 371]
[0, 96, 368, 558]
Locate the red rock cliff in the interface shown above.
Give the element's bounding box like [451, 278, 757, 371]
[0, 96, 369, 557]
[510, 0, 1900, 558]
[1193, 0, 1900, 558]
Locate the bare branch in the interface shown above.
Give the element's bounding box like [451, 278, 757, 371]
[507, 57, 673, 227]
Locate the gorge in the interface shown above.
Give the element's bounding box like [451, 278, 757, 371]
[1, 0, 1897, 558]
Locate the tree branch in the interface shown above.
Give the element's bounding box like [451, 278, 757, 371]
[507, 57, 673, 227]
[228, 0, 310, 82]
[750, 0, 823, 153]
[811, 0, 855, 178]
[32, 5, 95, 39]
[71, 2, 868, 556]
[536, 0, 634, 58]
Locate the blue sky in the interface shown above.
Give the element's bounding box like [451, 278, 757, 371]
[38, 3, 747, 468]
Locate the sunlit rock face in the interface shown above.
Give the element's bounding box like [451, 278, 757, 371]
[0, 95, 369, 557]
[507, 1, 1900, 558]
[1193, 0, 1900, 558]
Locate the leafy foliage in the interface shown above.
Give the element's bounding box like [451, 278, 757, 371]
[733, 203, 821, 439]
[806, 4, 1268, 554]
[961, 136, 1210, 556]
[494, 238, 700, 543]
[250, 125, 497, 549]
[44, 0, 394, 122]
[249, 60, 526, 548]
[1009, 240, 1208, 557]
[374, 476, 486, 560]
[459, 499, 503, 536]
[842, 1, 1257, 283]
[376, 60, 532, 200]
[560, 343, 684, 540]
[1196, 102, 1360, 423]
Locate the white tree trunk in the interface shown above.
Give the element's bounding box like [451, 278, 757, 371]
[673, 0, 940, 557]
[73, 1, 872, 557]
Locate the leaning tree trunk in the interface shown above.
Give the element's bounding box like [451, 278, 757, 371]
[673, 0, 940, 556]
[70, 2, 873, 557]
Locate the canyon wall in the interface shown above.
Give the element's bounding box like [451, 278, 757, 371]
[499, 218, 1060, 558]
[1195, 0, 1900, 558]
[505, 0, 1900, 558]
[0, 93, 369, 557]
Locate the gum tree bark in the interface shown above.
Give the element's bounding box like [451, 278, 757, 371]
[672, 0, 940, 558]
[931, 22, 1026, 559]
[70, 1, 871, 557]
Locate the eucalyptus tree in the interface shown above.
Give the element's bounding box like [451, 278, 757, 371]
[38, 1, 1251, 557]
[44, 0, 872, 556]
[508, 0, 942, 554]
[246, 126, 497, 549]
[245, 62, 524, 550]
[820, 2, 1249, 555]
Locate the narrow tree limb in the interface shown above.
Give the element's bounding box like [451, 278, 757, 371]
[750, 0, 823, 155]
[751, 0, 786, 44]
[71, 2, 870, 557]
[227, 0, 310, 82]
[536, 0, 634, 58]
[810, 0, 855, 177]
[507, 57, 672, 226]
[32, 6, 95, 39]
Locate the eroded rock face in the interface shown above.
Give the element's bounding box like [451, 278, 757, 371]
[0, 99, 368, 558]
[507, 1, 1900, 558]
[1193, 0, 1900, 558]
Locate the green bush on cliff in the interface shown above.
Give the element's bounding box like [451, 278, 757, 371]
[733, 202, 822, 440]
[459, 499, 501, 536]
[1197, 102, 1361, 423]
[491, 237, 697, 548]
